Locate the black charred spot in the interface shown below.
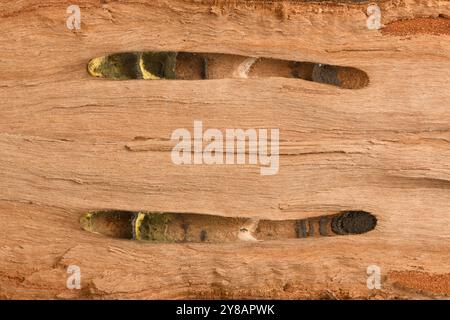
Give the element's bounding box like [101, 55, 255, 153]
[331, 211, 377, 235]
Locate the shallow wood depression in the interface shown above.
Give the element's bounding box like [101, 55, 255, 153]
[80, 210, 377, 242]
[87, 51, 370, 89]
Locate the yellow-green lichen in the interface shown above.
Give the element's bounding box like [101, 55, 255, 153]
[135, 212, 174, 242]
[79, 212, 94, 232]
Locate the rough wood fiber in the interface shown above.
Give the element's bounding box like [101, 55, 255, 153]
[0, 0, 449, 299]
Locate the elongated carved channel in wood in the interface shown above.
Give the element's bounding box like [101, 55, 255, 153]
[87, 52, 369, 89]
[80, 210, 377, 243]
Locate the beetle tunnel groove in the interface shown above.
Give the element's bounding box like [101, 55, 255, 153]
[87, 52, 370, 89]
[80, 210, 377, 243]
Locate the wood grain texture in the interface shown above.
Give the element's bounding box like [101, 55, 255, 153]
[0, 0, 449, 299]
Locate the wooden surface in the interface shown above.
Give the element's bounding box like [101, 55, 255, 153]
[0, 0, 449, 299]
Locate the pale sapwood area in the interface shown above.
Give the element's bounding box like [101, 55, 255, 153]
[0, 0, 449, 299]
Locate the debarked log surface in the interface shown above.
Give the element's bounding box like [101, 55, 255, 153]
[0, 0, 450, 299]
